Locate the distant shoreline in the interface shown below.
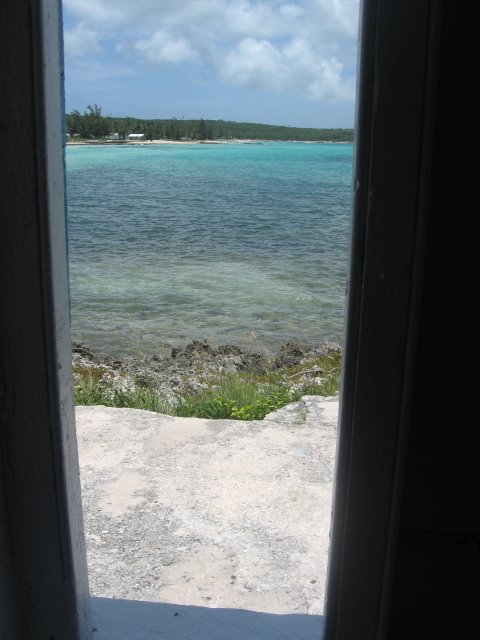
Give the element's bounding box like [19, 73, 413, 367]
[66, 139, 353, 147]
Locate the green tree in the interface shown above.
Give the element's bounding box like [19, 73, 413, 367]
[197, 118, 211, 140]
[83, 104, 110, 139]
[165, 119, 180, 140]
[66, 110, 82, 140]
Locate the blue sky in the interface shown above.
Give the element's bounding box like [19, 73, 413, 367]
[62, 0, 360, 128]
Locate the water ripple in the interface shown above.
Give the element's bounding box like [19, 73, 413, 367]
[66, 142, 353, 355]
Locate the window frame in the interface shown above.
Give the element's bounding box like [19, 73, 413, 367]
[0, 0, 443, 638]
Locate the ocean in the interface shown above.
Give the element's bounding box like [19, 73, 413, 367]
[65, 141, 353, 356]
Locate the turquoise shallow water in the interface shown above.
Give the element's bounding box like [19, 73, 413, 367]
[66, 142, 353, 356]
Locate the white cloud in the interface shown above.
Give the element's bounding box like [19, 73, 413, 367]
[135, 31, 197, 64]
[64, 22, 102, 56]
[221, 38, 284, 88]
[221, 1, 295, 38]
[220, 36, 355, 101]
[63, 0, 359, 102]
[305, 0, 359, 40]
[308, 58, 355, 101]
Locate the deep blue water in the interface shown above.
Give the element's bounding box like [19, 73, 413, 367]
[66, 142, 353, 356]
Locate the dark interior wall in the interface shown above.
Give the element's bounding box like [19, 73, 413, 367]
[388, 5, 478, 637]
[324, 2, 478, 637]
[0, 2, 43, 635]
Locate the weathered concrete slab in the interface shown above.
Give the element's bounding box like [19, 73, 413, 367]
[75, 396, 338, 638]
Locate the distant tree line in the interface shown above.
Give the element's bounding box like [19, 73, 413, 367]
[66, 105, 354, 142]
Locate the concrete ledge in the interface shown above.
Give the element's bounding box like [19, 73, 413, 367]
[75, 396, 338, 638]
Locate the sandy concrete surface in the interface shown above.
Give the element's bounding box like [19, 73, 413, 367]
[75, 396, 338, 637]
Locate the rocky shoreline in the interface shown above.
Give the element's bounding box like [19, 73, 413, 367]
[72, 339, 342, 406]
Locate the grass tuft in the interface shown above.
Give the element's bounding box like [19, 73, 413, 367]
[73, 366, 173, 413]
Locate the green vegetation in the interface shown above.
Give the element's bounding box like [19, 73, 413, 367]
[175, 377, 293, 421]
[66, 105, 353, 142]
[73, 364, 172, 413]
[73, 350, 342, 421]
